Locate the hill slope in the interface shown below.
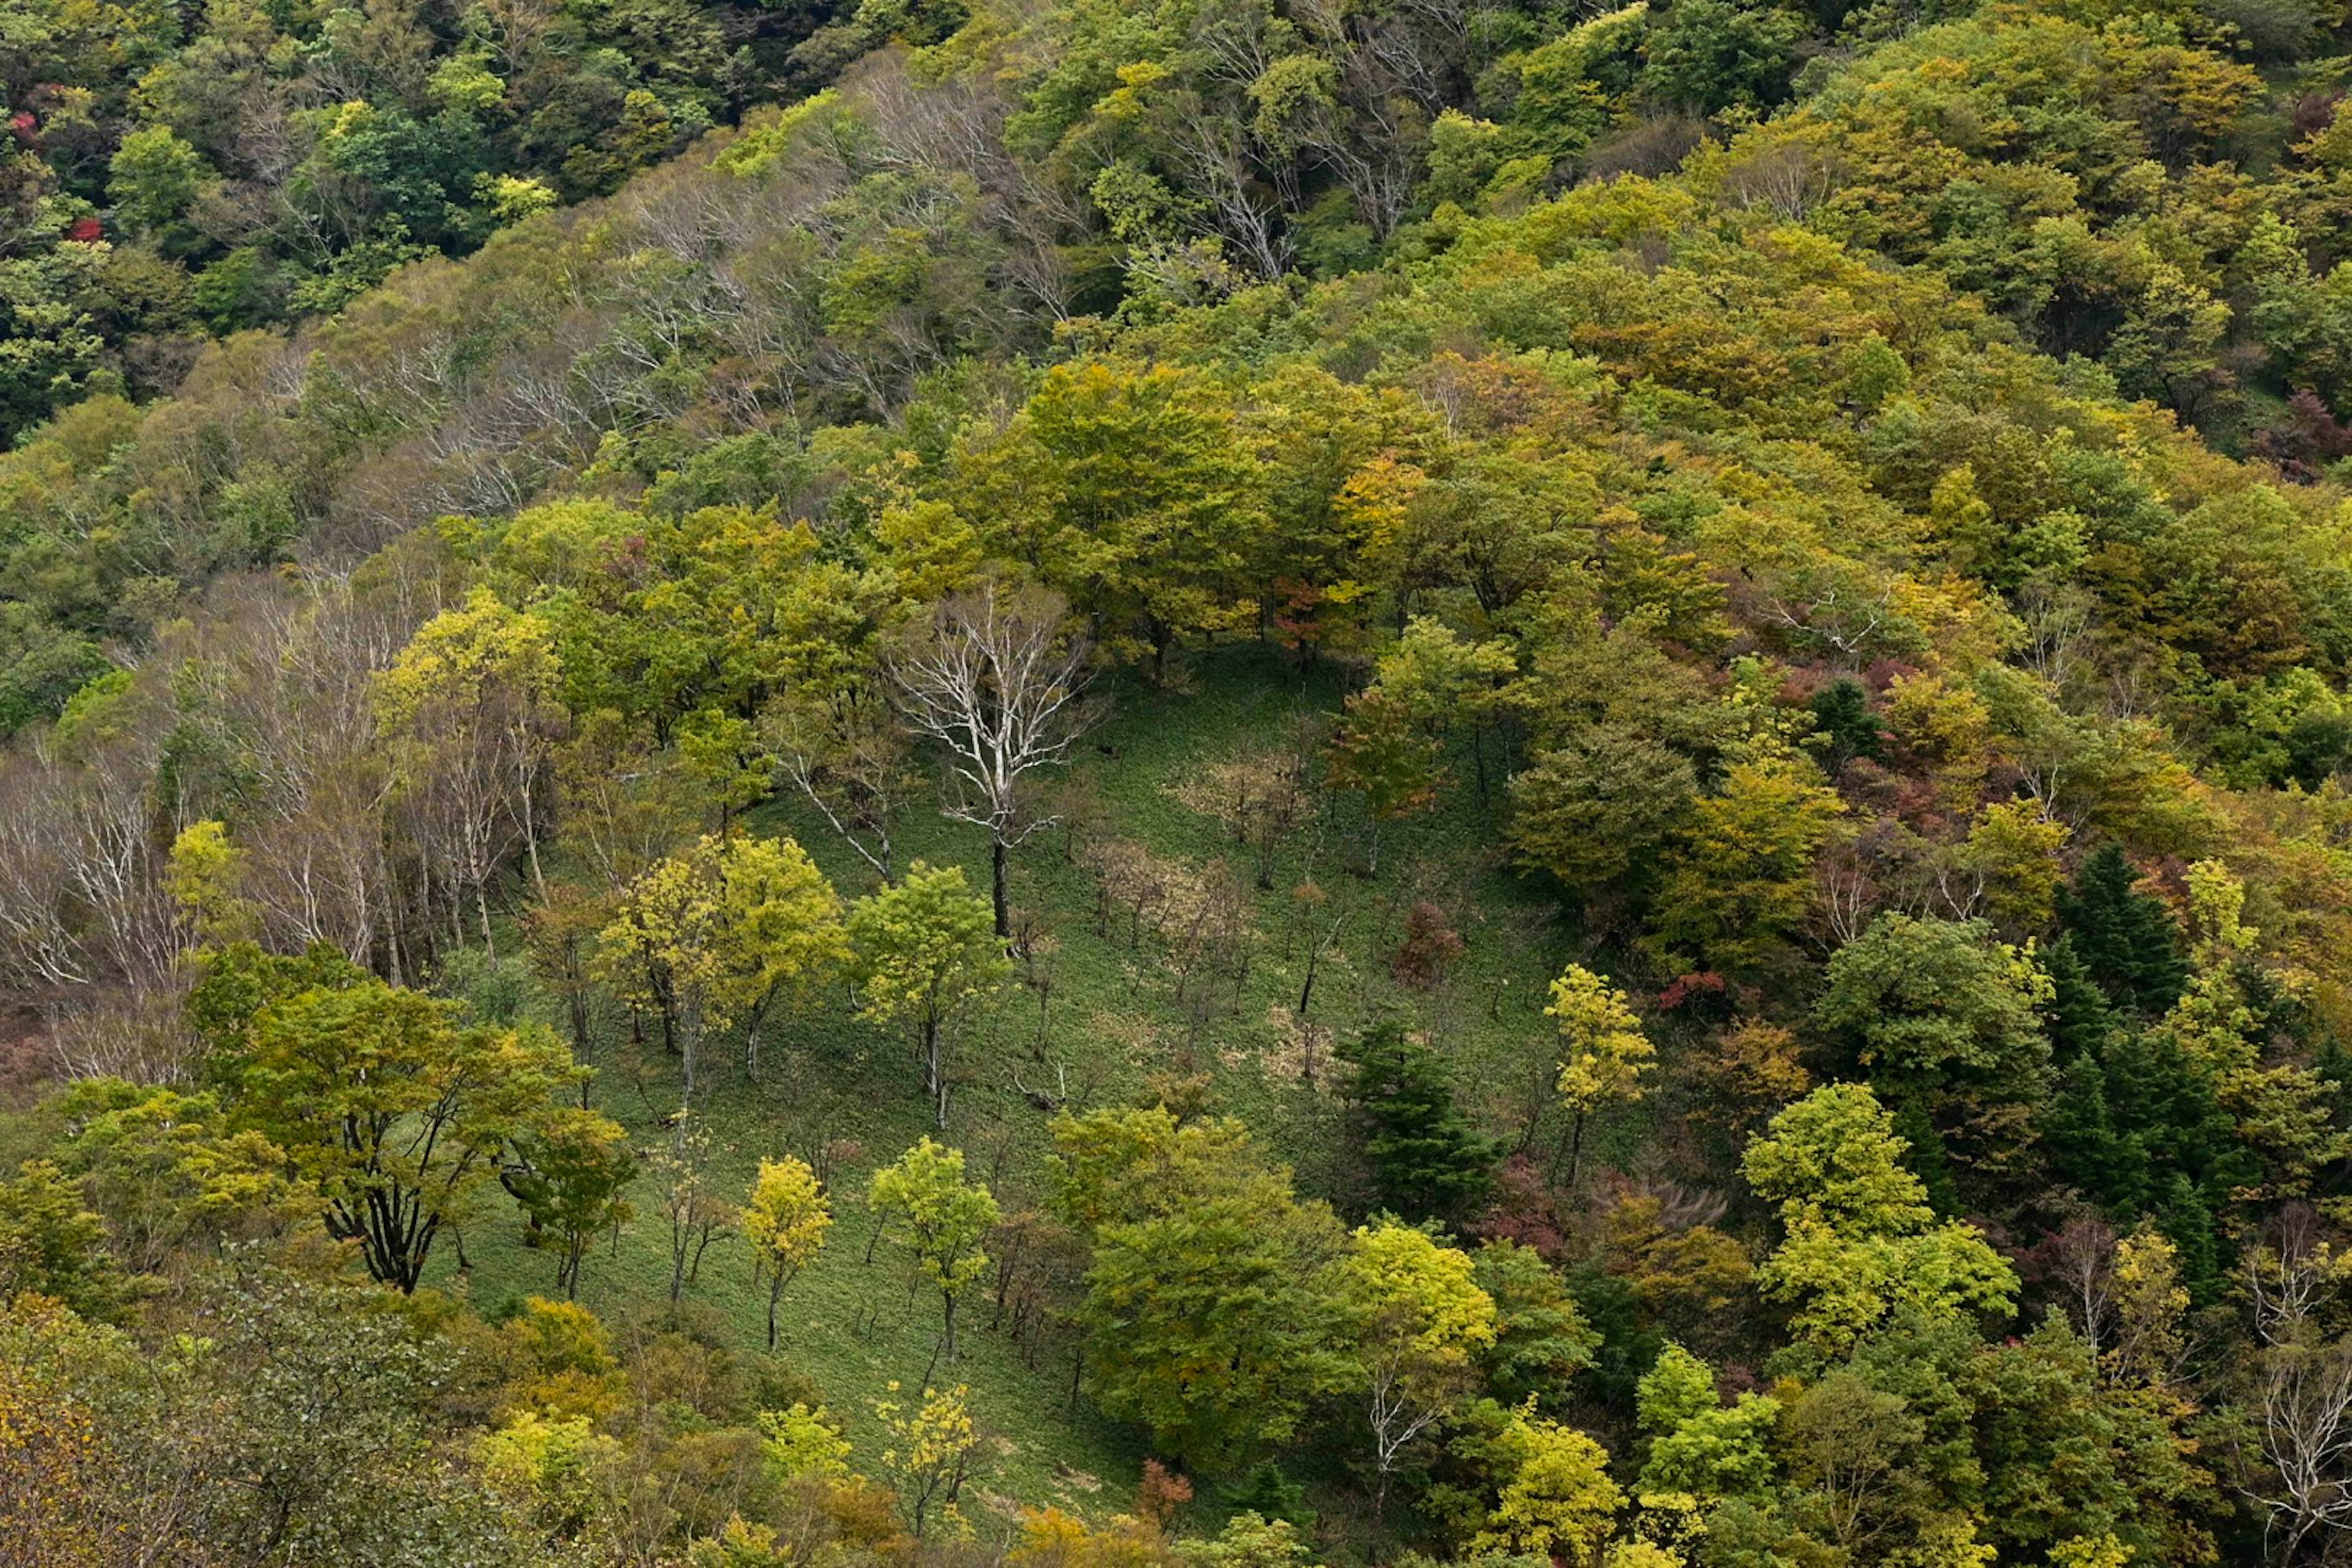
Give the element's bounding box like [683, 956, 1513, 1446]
[10, 0, 2352, 1562]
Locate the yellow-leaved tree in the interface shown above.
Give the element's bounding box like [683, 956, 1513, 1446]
[374, 587, 568, 958]
[594, 831, 848, 1107]
[1547, 963, 1655, 1186]
[874, 1381, 978, 1540]
[869, 1138, 999, 1363]
[1473, 1401, 1624, 1558]
[742, 1155, 831, 1351]
[1340, 1219, 1497, 1525]
[164, 820, 260, 948]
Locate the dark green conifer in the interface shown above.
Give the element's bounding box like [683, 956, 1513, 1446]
[2044, 1052, 2136, 1208]
[2040, 935, 2118, 1061]
[2157, 1174, 2223, 1306]
[1807, 677, 1885, 769]
[2056, 845, 2188, 1016]
[1340, 1023, 1497, 1224]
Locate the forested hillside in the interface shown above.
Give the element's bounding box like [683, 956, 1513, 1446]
[12, 0, 2352, 1559]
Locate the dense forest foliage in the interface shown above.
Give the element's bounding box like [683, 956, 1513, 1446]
[17, 0, 2352, 1559]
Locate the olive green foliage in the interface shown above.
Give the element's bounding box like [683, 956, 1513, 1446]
[1050, 1107, 1355, 1471]
[505, 1108, 638, 1299]
[1814, 914, 2055, 1186]
[848, 862, 1011, 1125]
[868, 1138, 998, 1358]
[224, 978, 579, 1291]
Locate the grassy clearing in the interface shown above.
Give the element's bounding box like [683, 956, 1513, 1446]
[461, 649, 1596, 1520]
[35, 644, 1600, 1529]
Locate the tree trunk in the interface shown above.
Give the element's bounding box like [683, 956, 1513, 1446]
[745, 992, 771, 1079]
[992, 837, 1010, 938]
[925, 1014, 948, 1129]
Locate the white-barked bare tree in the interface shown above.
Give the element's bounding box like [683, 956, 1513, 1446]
[886, 580, 1096, 936]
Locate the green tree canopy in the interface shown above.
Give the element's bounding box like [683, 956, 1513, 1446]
[848, 862, 1011, 1126]
[1049, 1107, 1354, 1471]
[1814, 914, 2055, 1191]
[1743, 1084, 2018, 1356]
[869, 1137, 998, 1359]
[227, 978, 577, 1291]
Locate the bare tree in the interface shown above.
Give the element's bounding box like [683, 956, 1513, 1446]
[2250, 1332, 2352, 1564]
[2240, 1210, 2352, 1564]
[887, 582, 1096, 936]
[765, 663, 915, 880]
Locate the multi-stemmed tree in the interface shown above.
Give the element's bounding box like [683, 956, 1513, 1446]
[886, 581, 1093, 937]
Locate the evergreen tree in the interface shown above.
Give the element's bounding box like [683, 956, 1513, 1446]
[2043, 1053, 2138, 1208]
[1340, 1025, 1498, 1224]
[1231, 1463, 1315, 1531]
[2046, 1019, 2249, 1229]
[2316, 1036, 2352, 1129]
[1889, 1097, 1964, 1219]
[2056, 846, 2189, 1016]
[2102, 1029, 2247, 1206]
[1806, 677, 1885, 770]
[2156, 1174, 2223, 1306]
[2040, 936, 2119, 1062]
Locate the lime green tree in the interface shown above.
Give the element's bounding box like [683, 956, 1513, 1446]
[1648, 757, 1844, 977]
[595, 832, 848, 1101]
[873, 1382, 978, 1539]
[55, 1079, 305, 1274]
[0, 1159, 130, 1320]
[957, 359, 1266, 675]
[744, 1156, 832, 1352]
[848, 862, 1011, 1126]
[869, 1139, 999, 1361]
[503, 1107, 636, 1299]
[107, 126, 214, 243]
[476, 1409, 622, 1550]
[1340, 1220, 1498, 1523]
[1546, 963, 1656, 1185]
[374, 587, 568, 956]
[1742, 1084, 2018, 1355]
[1635, 1342, 1781, 1504]
[164, 820, 260, 948]
[1370, 618, 1520, 783]
[757, 1401, 852, 1484]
